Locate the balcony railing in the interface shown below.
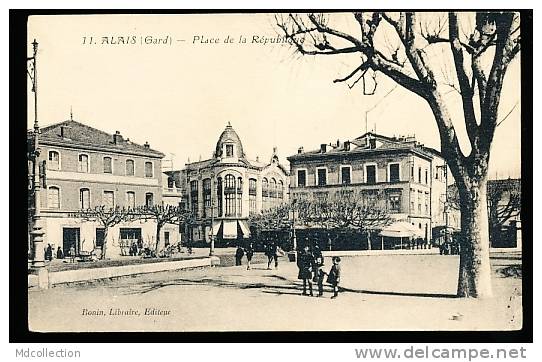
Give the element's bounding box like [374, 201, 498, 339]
[163, 187, 183, 194]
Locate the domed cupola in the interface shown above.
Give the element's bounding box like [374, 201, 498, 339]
[214, 122, 245, 159]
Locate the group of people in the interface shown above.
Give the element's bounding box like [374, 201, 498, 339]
[43, 244, 76, 262]
[234, 240, 342, 299]
[297, 244, 341, 299]
[235, 242, 254, 270]
[235, 241, 285, 271]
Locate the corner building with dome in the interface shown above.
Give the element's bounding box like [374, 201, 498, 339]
[171, 123, 289, 244]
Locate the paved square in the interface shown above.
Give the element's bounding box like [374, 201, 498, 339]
[28, 253, 522, 332]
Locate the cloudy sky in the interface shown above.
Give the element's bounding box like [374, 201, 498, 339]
[27, 13, 521, 179]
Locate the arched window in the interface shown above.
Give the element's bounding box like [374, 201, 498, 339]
[126, 191, 136, 209]
[79, 188, 90, 209]
[225, 174, 235, 190]
[78, 154, 89, 173]
[146, 192, 154, 207]
[249, 178, 257, 214]
[278, 180, 284, 199]
[126, 159, 135, 176]
[145, 161, 153, 178]
[224, 174, 236, 216]
[270, 178, 277, 199]
[217, 177, 223, 217]
[262, 178, 269, 197]
[237, 177, 243, 193]
[189, 180, 199, 217]
[48, 186, 60, 209]
[48, 151, 60, 170]
[103, 156, 113, 174]
[103, 191, 115, 209]
[203, 178, 212, 217]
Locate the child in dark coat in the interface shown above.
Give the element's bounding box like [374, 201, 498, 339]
[312, 245, 325, 297]
[235, 245, 244, 266]
[326, 256, 342, 299]
[297, 245, 313, 296]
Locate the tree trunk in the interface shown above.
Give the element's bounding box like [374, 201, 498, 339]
[366, 230, 372, 250]
[155, 224, 162, 253]
[457, 180, 493, 298]
[101, 227, 109, 260]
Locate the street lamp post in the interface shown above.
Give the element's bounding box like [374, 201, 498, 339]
[291, 199, 297, 252]
[209, 172, 215, 256]
[28, 39, 46, 269]
[437, 162, 450, 243]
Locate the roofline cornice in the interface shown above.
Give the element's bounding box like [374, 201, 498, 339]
[287, 147, 438, 163]
[37, 138, 165, 159]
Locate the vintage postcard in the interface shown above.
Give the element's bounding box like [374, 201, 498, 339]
[24, 12, 525, 334]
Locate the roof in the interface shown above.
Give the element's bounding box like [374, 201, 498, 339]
[214, 123, 245, 158]
[36, 120, 165, 158]
[288, 131, 441, 161]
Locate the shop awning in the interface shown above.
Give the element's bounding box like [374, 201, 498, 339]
[379, 221, 419, 238]
[223, 220, 238, 239]
[208, 221, 222, 237]
[238, 220, 251, 238]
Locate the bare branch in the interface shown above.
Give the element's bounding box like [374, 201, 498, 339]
[449, 12, 479, 146]
[496, 101, 518, 127]
[333, 62, 370, 83]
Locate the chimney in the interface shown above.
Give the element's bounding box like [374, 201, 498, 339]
[320, 144, 327, 153]
[344, 141, 350, 151]
[144, 141, 150, 149]
[60, 125, 70, 139]
[256, 156, 260, 162]
[298, 147, 304, 154]
[336, 139, 340, 148]
[113, 131, 123, 144]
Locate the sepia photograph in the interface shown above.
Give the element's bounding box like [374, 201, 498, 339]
[17, 10, 529, 337]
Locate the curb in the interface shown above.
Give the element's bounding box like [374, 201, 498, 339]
[28, 256, 220, 288]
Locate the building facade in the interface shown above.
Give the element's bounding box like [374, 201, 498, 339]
[447, 178, 522, 250]
[28, 119, 180, 257]
[177, 123, 289, 244]
[287, 132, 447, 243]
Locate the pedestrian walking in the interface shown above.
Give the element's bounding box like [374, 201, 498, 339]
[327, 256, 342, 299]
[244, 241, 254, 270]
[265, 241, 279, 270]
[297, 245, 313, 296]
[56, 246, 64, 259]
[235, 245, 245, 266]
[45, 244, 53, 261]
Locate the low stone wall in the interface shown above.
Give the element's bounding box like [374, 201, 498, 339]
[321, 248, 440, 257]
[29, 256, 220, 288]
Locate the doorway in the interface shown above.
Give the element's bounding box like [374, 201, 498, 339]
[63, 228, 81, 255]
[120, 228, 142, 248]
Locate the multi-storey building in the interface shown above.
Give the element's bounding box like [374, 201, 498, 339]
[28, 118, 180, 257]
[287, 132, 447, 244]
[175, 123, 289, 244]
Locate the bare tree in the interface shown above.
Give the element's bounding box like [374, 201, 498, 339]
[448, 178, 521, 245]
[277, 12, 520, 298]
[136, 205, 192, 252]
[487, 179, 521, 239]
[318, 190, 392, 249]
[291, 190, 392, 249]
[249, 203, 292, 232]
[71, 206, 137, 259]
